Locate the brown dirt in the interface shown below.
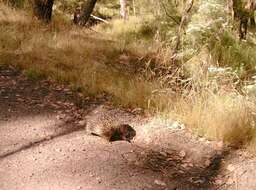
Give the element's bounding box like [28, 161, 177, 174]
[1, 64, 255, 190]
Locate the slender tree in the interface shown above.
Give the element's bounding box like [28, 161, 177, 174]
[172, 0, 194, 59]
[120, 0, 127, 19]
[230, 0, 255, 39]
[33, 0, 54, 22]
[79, 0, 98, 26]
[246, 0, 256, 27]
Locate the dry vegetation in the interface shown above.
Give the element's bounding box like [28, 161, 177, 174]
[1, 3, 256, 149]
[0, 4, 159, 108]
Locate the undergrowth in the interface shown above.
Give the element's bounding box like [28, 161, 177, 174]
[209, 31, 256, 80]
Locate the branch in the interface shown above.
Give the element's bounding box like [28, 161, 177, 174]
[172, 0, 194, 59]
[90, 14, 109, 23]
[160, 1, 180, 25]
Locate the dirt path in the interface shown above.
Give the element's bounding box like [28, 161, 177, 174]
[0, 65, 254, 190]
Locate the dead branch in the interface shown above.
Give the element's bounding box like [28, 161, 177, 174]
[160, 1, 180, 25]
[90, 14, 109, 23]
[172, 0, 194, 60]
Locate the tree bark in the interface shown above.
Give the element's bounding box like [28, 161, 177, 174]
[230, 0, 255, 39]
[73, 7, 81, 25]
[79, 0, 98, 26]
[232, 0, 242, 20]
[33, 0, 54, 22]
[246, 0, 256, 27]
[120, 0, 127, 19]
[132, 0, 136, 16]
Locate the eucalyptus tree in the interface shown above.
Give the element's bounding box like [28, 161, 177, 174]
[32, 0, 54, 22]
[79, 0, 98, 26]
[120, 0, 127, 19]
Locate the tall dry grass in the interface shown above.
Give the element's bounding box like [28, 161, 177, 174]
[177, 92, 256, 146]
[0, 3, 161, 108]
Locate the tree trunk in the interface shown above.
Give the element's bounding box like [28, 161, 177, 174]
[172, 0, 194, 60]
[246, 0, 256, 27]
[79, 0, 98, 26]
[232, 0, 243, 20]
[73, 7, 81, 25]
[33, 0, 54, 22]
[120, 0, 127, 19]
[132, 0, 136, 16]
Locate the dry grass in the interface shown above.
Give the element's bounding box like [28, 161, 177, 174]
[151, 75, 256, 146]
[0, 4, 161, 108]
[176, 93, 255, 146]
[1, 4, 256, 148]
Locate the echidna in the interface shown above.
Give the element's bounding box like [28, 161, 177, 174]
[85, 106, 136, 142]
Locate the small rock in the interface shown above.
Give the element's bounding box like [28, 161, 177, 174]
[120, 180, 125, 184]
[226, 178, 234, 185]
[154, 179, 166, 186]
[55, 148, 62, 152]
[179, 150, 186, 158]
[178, 170, 185, 174]
[96, 177, 102, 184]
[199, 137, 206, 142]
[193, 178, 205, 184]
[214, 141, 224, 151]
[227, 164, 235, 172]
[56, 114, 65, 120]
[78, 120, 86, 126]
[64, 116, 74, 123]
[169, 121, 183, 129]
[181, 163, 188, 168]
[132, 108, 143, 114]
[204, 159, 211, 167]
[72, 169, 77, 173]
[160, 151, 168, 157]
[214, 179, 222, 185]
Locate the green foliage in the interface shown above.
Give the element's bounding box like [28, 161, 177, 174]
[3, 0, 27, 8]
[55, 0, 80, 14]
[95, 17, 157, 43]
[55, 0, 181, 42]
[210, 31, 256, 79]
[185, 0, 227, 49]
[24, 68, 46, 80]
